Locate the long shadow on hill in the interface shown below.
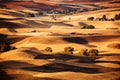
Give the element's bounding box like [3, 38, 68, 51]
[67, 58, 120, 64]
[0, 60, 62, 80]
[99, 53, 120, 56]
[35, 53, 99, 61]
[0, 11, 24, 17]
[94, 61, 120, 64]
[79, 22, 88, 26]
[12, 74, 62, 80]
[0, 61, 35, 69]
[0, 35, 27, 44]
[0, 66, 61, 80]
[22, 2, 61, 11]
[0, 33, 7, 38]
[41, 21, 73, 27]
[109, 1, 120, 3]
[23, 62, 120, 74]
[0, 33, 28, 44]
[25, 20, 50, 28]
[0, 18, 24, 20]
[0, 18, 51, 28]
[0, 70, 13, 80]
[0, 20, 27, 28]
[84, 35, 120, 42]
[62, 37, 88, 44]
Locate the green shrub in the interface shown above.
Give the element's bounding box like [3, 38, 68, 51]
[78, 49, 89, 56]
[64, 46, 74, 54]
[44, 47, 53, 52]
[88, 49, 99, 56]
[82, 25, 95, 29]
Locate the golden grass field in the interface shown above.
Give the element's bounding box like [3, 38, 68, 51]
[0, 0, 120, 80]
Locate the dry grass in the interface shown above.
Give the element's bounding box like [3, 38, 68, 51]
[0, 1, 120, 80]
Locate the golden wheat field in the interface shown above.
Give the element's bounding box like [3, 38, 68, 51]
[0, 0, 120, 80]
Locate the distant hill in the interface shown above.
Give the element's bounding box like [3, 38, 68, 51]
[0, 0, 119, 11]
[0, 0, 116, 2]
[63, 0, 110, 2]
[0, 0, 32, 1]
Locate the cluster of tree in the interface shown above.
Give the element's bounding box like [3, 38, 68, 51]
[88, 14, 120, 21]
[46, 8, 91, 16]
[64, 47, 99, 56]
[92, 6, 108, 11]
[44, 46, 99, 56]
[78, 49, 99, 56]
[24, 6, 108, 18]
[25, 11, 44, 17]
[25, 13, 35, 17]
[46, 6, 108, 16]
[0, 43, 16, 53]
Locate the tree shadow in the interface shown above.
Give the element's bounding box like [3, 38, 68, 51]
[62, 37, 88, 44]
[35, 53, 99, 61]
[0, 20, 27, 28]
[79, 22, 88, 26]
[0, 35, 27, 44]
[0, 60, 35, 69]
[99, 53, 120, 56]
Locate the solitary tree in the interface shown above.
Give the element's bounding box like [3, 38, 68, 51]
[79, 49, 89, 56]
[64, 46, 74, 54]
[44, 47, 53, 52]
[114, 14, 120, 20]
[102, 15, 107, 21]
[88, 49, 99, 56]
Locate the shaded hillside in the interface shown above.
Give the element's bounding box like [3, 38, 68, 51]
[0, 1, 60, 11]
[0, 0, 119, 11]
[0, 0, 114, 2]
[62, 0, 120, 3]
[64, 0, 111, 2]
